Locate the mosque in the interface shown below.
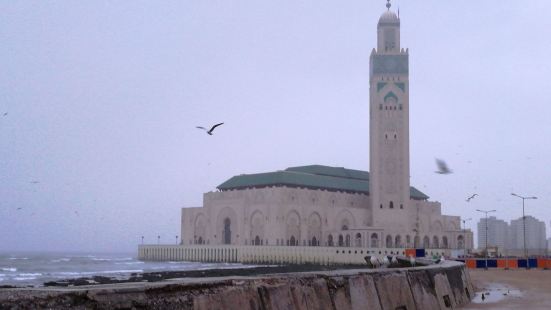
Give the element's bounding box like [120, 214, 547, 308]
[180, 1, 473, 254]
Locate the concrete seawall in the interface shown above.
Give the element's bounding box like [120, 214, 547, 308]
[0, 261, 472, 309]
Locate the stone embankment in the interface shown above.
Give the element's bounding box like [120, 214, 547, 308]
[0, 261, 472, 309]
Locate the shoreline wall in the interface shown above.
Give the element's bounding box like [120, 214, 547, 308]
[138, 244, 448, 265]
[0, 261, 473, 310]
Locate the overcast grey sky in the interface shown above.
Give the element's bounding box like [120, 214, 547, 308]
[1, 1, 550, 253]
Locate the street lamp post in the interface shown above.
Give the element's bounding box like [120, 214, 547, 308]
[157, 235, 160, 245]
[175, 235, 179, 245]
[462, 218, 472, 258]
[511, 193, 537, 268]
[476, 209, 496, 270]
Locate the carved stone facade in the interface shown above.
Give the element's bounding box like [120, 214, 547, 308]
[181, 5, 473, 252]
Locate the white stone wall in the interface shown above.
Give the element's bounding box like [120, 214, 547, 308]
[138, 244, 449, 265]
[180, 186, 473, 252]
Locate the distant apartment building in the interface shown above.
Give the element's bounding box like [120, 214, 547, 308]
[477, 216, 508, 251]
[477, 215, 547, 256]
[507, 216, 547, 256]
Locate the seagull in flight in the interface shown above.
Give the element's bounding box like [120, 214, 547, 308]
[196, 123, 224, 135]
[466, 194, 478, 202]
[435, 159, 452, 174]
[2, 112, 7, 117]
[16, 207, 22, 210]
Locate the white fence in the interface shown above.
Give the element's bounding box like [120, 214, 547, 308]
[138, 245, 449, 265]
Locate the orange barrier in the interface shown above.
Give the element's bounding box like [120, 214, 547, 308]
[405, 249, 416, 258]
[507, 259, 518, 268]
[497, 259, 506, 268]
[465, 259, 476, 269]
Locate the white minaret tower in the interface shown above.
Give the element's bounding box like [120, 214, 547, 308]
[369, 0, 410, 227]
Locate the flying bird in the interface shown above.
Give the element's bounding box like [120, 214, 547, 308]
[16, 207, 22, 210]
[2, 112, 7, 116]
[435, 159, 453, 174]
[466, 194, 478, 202]
[196, 123, 224, 135]
[30, 181, 40, 184]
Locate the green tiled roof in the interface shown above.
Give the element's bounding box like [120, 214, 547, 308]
[217, 165, 429, 200]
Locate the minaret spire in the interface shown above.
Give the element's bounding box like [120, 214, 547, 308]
[386, 0, 391, 10]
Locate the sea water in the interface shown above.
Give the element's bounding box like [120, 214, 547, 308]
[0, 252, 249, 287]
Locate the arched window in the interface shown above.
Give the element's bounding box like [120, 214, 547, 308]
[389, 201, 394, 209]
[395, 235, 402, 248]
[355, 233, 362, 247]
[311, 236, 318, 247]
[370, 233, 379, 248]
[457, 235, 464, 249]
[338, 234, 344, 247]
[414, 236, 420, 248]
[254, 235, 261, 246]
[290, 235, 296, 246]
[406, 235, 411, 247]
[198, 236, 203, 244]
[386, 235, 393, 248]
[327, 234, 334, 247]
[223, 218, 231, 244]
[433, 236, 439, 249]
[442, 236, 449, 249]
[423, 236, 430, 248]
[345, 234, 351, 247]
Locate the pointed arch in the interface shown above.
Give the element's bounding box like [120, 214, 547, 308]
[370, 233, 379, 248]
[442, 236, 449, 249]
[432, 236, 439, 248]
[250, 210, 265, 245]
[194, 213, 207, 245]
[394, 235, 402, 248]
[307, 212, 322, 247]
[386, 235, 393, 248]
[423, 236, 430, 248]
[335, 209, 356, 231]
[216, 207, 238, 245]
[355, 233, 362, 247]
[285, 210, 301, 246]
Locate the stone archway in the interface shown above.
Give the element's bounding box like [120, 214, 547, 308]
[442, 236, 449, 249]
[395, 235, 402, 248]
[386, 235, 393, 248]
[371, 233, 379, 248]
[355, 233, 362, 247]
[217, 207, 238, 245]
[457, 235, 464, 249]
[223, 218, 231, 244]
[194, 213, 207, 245]
[423, 236, 430, 248]
[285, 210, 301, 246]
[250, 210, 265, 245]
[307, 212, 322, 246]
[433, 236, 440, 248]
[327, 234, 334, 246]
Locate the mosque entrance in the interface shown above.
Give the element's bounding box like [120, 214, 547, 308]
[223, 218, 231, 244]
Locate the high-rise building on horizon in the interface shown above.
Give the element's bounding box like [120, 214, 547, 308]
[477, 216, 508, 251]
[508, 215, 546, 255]
[476, 215, 547, 256]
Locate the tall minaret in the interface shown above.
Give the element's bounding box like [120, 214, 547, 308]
[369, 0, 410, 227]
